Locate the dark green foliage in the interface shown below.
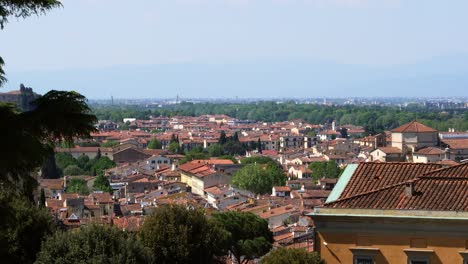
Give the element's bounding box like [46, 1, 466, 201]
[0, 90, 97, 198]
[0, 0, 62, 29]
[93, 174, 112, 193]
[76, 155, 90, 170]
[147, 138, 162, 149]
[91, 156, 115, 176]
[0, 192, 55, 264]
[261, 248, 324, 264]
[96, 148, 102, 159]
[36, 225, 152, 264]
[0, 56, 5, 86]
[212, 211, 273, 264]
[65, 178, 89, 195]
[308, 161, 342, 181]
[219, 155, 237, 164]
[63, 165, 85, 176]
[231, 164, 286, 194]
[101, 140, 119, 148]
[139, 205, 230, 264]
[170, 134, 178, 144]
[180, 151, 210, 164]
[78, 141, 100, 147]
[55, 153, 76, 173]
[216, 131, 246, 156]
[93, 103, 468, 133]
[168, 141, 180, 153]
[340, 127, 348, 138]
[39, 188, 46, 208]
[208, 143, 224, 157]
[218, 131, 227, 145]
[41, 149, 60, 179]
[55, 153, 115, 177]
[241, 156, 276, 165]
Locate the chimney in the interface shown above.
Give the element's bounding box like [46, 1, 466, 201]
[445, 148, 450, 160]
[405, 181, 415, 197]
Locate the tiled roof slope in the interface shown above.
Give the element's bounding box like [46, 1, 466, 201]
[392, 121, 437, 133]
[326, 162, 468, 211]
[421, 162, 468, 178]
[339, 163, 442, 199]
[325, 177, 468, 211]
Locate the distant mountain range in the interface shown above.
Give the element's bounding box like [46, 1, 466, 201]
[3, 55, 468, 99]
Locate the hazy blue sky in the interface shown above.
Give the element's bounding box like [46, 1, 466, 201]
[2, 0, 468, 98]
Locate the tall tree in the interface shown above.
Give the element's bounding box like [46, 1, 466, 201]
[219, 131, 227, 145]
[212, 211, 273, 264]
[139, 205, 229, 264]
[208, 143, 225, 157]
[1, 91, 97, 199]
[232, 132, 239, 142]
[308, 161, 341, 181]
[261, 248, 324, 264]
[0, 191, 55, 264]
[257, 138, 262, 153]
[39, 188, 46, 208]
[340, 127, 348, 138]
[62, 165, 85, 176]
[36, 225, 152, 264]
[93, 174, 112, 194]
[41, 150, 60, 179]
[147, 138, 162, 149]
[65, 178, 89, 195]
[91, 156, 115, 176]
[231, 164, 286, 194]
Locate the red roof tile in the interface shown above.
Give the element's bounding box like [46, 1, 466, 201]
[392, 121, 437, 133]
[339, 162, 442, 199]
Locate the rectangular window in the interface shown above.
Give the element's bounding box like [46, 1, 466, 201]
[354, 256, 374, 264]
[410, 261, 428, 264]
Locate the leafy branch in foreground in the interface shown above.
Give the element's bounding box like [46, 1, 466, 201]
[0, 90, 97, 198]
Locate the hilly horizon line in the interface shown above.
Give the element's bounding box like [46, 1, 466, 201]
[3, 55, 468, 99]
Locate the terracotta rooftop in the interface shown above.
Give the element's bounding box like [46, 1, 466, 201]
[339, 162, 442, 199]
[414, 147, 445, 155]
[273, 186, 291, 192]
[325, 162, 468, 211]
[391, 121, 437, 133]
[442, 138, 468, 149]
[376, 147, 402, 154]
[421, 162, 468, 178]
[325, 177, 468, 211]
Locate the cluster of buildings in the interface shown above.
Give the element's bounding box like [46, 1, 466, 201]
[40, 114, 467, 261]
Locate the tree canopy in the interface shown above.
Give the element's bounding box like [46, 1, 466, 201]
[261, 248, 324, 264]
[139, 205, 229, 264]
[55, 153, 116, 177]
[93, 174, 112, 193]
[0, 91, 97, 198]
[212, 211, 273, 264]
[147, 138, 162, 149]
[63, 165, 85, 176]
[101, 140, 119, 148]
[65, 178, 89, 195]
[231, 164, 286, 194]
[241, 156, 276, 165]
[36, 225, 152, 264]
[93, 102, 468, 133]
[308, 161, 342, 181]
[0, 192, 55, 264]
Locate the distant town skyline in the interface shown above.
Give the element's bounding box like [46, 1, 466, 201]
[2, 0, 468, 98]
